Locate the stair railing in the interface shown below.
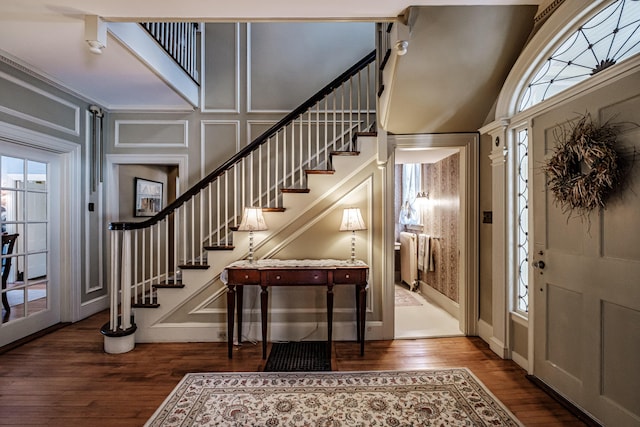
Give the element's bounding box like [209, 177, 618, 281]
[103, 50, 377, 342]
[141, 22, 199, 82]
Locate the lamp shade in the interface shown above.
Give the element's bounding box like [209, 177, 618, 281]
[238, 207, 268, 231]
[339, 207, 366, 231]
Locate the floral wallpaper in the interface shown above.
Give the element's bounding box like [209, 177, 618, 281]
[421, 153, 460, 303]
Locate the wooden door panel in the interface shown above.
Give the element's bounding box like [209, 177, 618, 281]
[601, 301, 640, 419]
[545, 284, 583, 381]
[532, 70, 640, 426]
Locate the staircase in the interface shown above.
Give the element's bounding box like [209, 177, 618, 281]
[102, 50, 379, 352]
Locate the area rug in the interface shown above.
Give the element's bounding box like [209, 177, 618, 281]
[264, 341, 331, 372]
[145, 368, 522, 426]
[395, 284, 423, 307]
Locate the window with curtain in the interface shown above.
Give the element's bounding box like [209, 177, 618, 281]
[399, 163, 421, 226]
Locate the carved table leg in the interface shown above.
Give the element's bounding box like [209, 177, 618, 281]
[355, 285, 360, 343]
[236, 286, 243, 345]
[327, 283, 334, 360]
[260, 285, 269, 359]
[358, 284, 367, 356]
[227, 285, 235, 359]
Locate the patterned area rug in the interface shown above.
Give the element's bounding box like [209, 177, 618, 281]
[145, 368, 523, 426]
[395, 284, 423, 307]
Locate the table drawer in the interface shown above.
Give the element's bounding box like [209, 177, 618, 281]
[334, 269, 366, 284]
[266, 269, 327, 285]
[227, 269, 261, 284]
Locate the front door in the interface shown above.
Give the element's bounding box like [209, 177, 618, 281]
[0, 144, 60, 347]
[531, 73, 640, 425]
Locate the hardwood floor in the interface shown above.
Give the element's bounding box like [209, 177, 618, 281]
[0, 310, 587, 426]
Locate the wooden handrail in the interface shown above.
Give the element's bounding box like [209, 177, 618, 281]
[110, 50, 376, 231]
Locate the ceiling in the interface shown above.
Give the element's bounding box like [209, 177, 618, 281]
[0, 0, 544, 113]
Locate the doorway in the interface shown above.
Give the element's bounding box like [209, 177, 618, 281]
[0, 144, 62, 346]
[394, 147, 463, 339]
[387, 133, 479, 340]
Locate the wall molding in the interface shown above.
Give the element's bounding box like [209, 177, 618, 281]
[0, 70, 80, 136]
[84, 111, 104, 294]
[201, 120, 240, 178]
[246, 119, 277, 143]
[201, 23, 241, 113]
[114, 120, 189, 148]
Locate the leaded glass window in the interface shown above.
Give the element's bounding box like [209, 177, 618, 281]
[515, 129, 529, 314]
[519, 0, 640, 111]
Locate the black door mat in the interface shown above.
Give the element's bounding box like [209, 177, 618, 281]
[264, 341, 332, 372]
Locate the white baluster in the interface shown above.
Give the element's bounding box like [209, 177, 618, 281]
[121, 230, 132, 330]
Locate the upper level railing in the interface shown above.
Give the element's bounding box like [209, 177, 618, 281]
[141, 22, 199, 82]
[103, 50, 377, 340]
[377, 23, 393, 96]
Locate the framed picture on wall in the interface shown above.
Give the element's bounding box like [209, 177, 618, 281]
[134, 177, 163, 217]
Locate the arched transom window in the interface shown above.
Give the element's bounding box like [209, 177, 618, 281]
[519, 0, 640, 112]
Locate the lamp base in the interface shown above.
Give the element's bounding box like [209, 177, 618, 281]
[350, 231, 356, 263]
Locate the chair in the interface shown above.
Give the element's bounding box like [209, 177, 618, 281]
[1, 233, 19, 312]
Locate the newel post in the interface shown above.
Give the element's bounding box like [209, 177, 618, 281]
[101, 227, 137, 354]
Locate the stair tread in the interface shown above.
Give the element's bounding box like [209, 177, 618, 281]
[179, 263, 210, 270]
[204, 245, 235, 251]
[132, 301, 159, 308]
[330, 151, 360, 156]
[262, 207, 286, 212]
[154, 283, 185, 289]
[305, 169, 335, 175]
[281, 188, 311, 193]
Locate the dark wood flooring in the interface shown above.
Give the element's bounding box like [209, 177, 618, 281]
[0, 310, 587, 426]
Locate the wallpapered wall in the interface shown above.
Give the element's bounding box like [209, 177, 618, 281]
[421, 153, 460, 303]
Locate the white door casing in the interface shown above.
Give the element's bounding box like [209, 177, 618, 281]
[388, 133, 479, 338]
[0, 122, 80, 346]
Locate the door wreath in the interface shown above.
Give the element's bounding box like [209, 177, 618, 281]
[543, 114, 621, 216]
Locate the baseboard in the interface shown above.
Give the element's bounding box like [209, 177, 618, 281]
[79, 293, 109, 320]
[134, 320, 385, 344]
[526, 375, 603, 427]
[511, 350, 529, 371]
[477, 319, 493, 343]
[418, 281, 459, 318]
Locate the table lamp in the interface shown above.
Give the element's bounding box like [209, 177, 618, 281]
[339, 207, 366, 263]
[237, 207, 268, 263]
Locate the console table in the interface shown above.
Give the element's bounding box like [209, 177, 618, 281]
[222, 259, 369, 359]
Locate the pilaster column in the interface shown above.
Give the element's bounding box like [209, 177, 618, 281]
[487, 118, 510, 359]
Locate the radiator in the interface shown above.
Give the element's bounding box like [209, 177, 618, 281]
[399, 232, 417, 290]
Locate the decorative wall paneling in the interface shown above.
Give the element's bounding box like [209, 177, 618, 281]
[85, 111, 104, 294]
[201, 121, 240, 179]
[0, 71, 80, 136]
[246, 23, 375, 113]
[201, 23, 240, 113]
[114, 120, 188, 148]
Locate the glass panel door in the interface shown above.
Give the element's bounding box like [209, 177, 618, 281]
[1, 152, 55, 331]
